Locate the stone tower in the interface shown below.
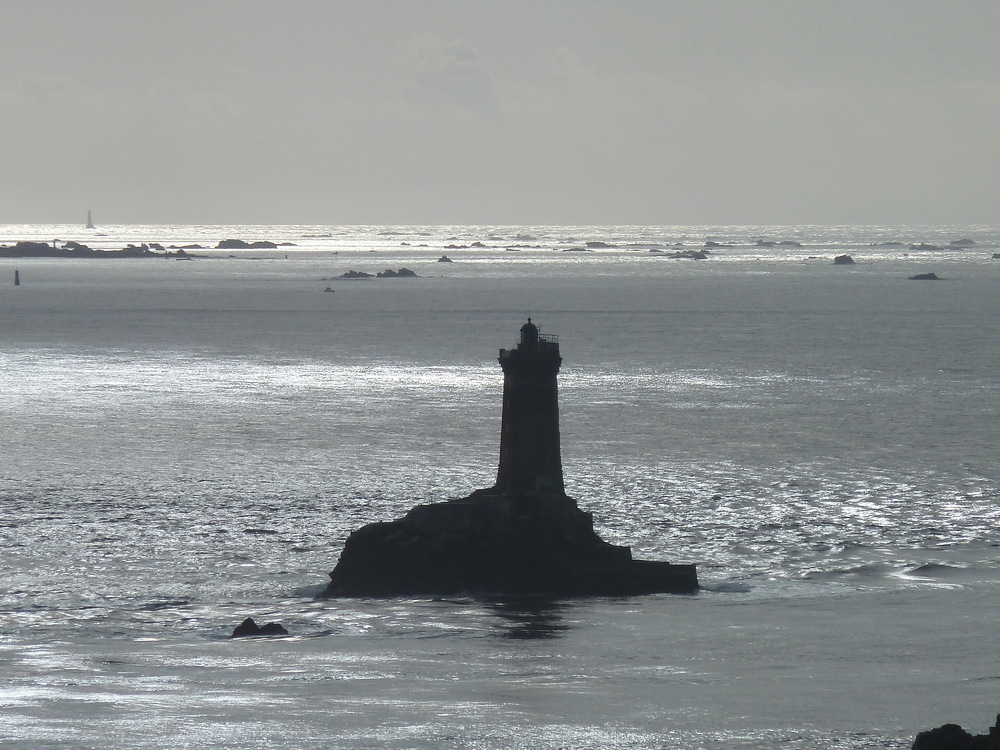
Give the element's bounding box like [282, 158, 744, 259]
[495, 319, 564, 495]
[319, 319, 699, 597]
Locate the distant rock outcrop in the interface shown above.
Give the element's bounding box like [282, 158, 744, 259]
[0, 241, 160, 258]
[833, 254, 855, 265]
[340, 270, 374, 279]
[377, 268, 418, 278]
[951, 238, 976, 247]
[909, 272, 940, 280]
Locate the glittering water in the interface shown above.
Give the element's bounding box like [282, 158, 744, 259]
[2, 224, 1000, 748]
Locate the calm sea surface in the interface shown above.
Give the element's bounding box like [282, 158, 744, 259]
[2, 224, 999, 748]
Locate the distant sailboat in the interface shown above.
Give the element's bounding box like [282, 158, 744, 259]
[86, 210, 95, 229]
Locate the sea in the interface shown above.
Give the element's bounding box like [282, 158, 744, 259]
[1, 223, 999, 749]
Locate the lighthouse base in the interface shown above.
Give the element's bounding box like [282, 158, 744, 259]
[319, 491, 697, 598]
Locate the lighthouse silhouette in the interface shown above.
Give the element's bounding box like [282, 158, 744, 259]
[320, 319, 698, 597]
[494, 318, 564, 495]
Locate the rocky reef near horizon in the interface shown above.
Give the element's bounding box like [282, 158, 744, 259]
[0, 241, 171, 258]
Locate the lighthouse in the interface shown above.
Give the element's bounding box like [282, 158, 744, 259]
[320, 319, 698, 597]
[494, 319, 564, 495]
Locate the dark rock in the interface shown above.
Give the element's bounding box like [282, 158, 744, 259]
[471, 241, 486, 248]
[833, 254, 855, 265]
[376, 268, 418, 278]
[911, 243, 944, 251]
[755, 240, 776, 247]
[585, 241, 616, 248]
[992, 253, 1000, 260]
[665, 249, 708, 260]
[230, 617, 288, 638]
[912, 713, 1000, 749]
[0, 241, 78, 258]
[0, 241, 169, 258]
[777, 240, 803, 247]
[340, 270, 373, 279]
[913, 724, 977, 750]
[951, 238, 976, 246]
[909, 272, 940, 280]
[321, 490, 695, 597]
[437, 255, 453, 262]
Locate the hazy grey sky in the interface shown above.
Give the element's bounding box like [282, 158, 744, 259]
[3, 0, 997, 225]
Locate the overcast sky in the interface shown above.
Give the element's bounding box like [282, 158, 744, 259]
[2, 0, 997, 226]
